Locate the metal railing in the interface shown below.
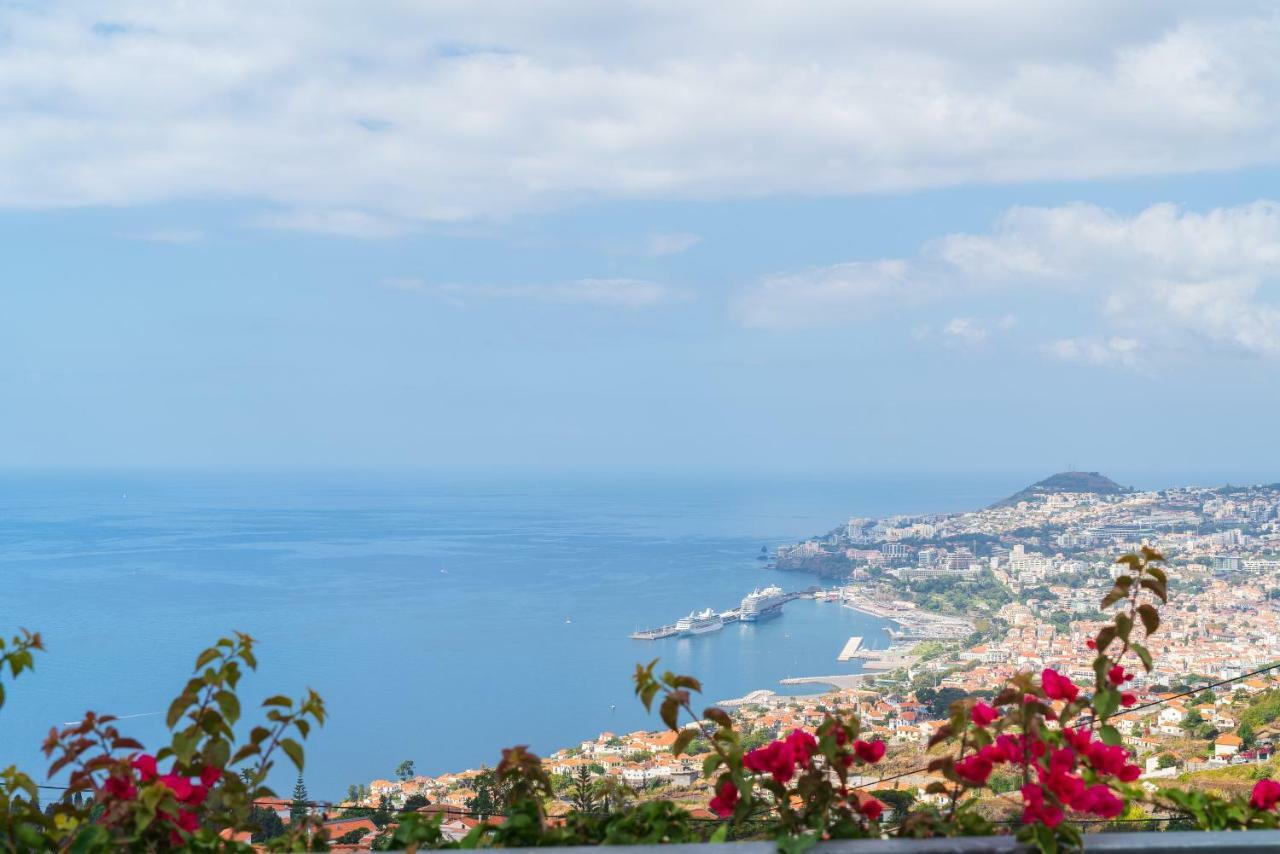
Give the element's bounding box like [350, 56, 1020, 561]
[400, 830, 1280, 854]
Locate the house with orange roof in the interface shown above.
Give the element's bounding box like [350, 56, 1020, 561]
[1215, 733, 1243, 757]
[322, 816, 378, 843]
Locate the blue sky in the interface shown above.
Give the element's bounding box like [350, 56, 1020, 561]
[3, 2, 1280, 482]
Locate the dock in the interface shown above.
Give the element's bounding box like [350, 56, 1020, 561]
[630, 625, 680, 640]
[837, 636, 863, 661]
[629, 586, 824, 640]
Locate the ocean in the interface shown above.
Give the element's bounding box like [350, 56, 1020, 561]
[0, 471, 1024, 797]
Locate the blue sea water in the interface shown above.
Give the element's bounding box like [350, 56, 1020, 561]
[0, 471, 1023, 797]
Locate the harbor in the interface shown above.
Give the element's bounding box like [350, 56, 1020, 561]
[629, 586, 819, 640]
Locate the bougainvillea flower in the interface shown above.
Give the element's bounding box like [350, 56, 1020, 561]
[102, 775, 137, 801]
[709, 779, 739, 818]
[853, 739, 885, 763]
[1107, 665, 1133, 685]
[785, 728, 817, 759]
[199, 766, 222, 788]
[857, 796, 884, 821]
[1020, 784, 1064, 827]
[970, 702, 999, 727]
[955, 755, 993, 785]
[1250, 779, 1280, 811]
[158, 773, 194, 802]
[132, 754, 158, 782]
[1041, 669, 1079, 702]
[1120, 692, 1138, 707]
[1078, 784, 1124, 818]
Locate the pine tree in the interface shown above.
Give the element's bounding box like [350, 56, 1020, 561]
[290, 774, 309, 825]
[568, 766, 597, 814]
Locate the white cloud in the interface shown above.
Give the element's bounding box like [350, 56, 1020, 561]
[250, 210, 413, 239]
[3, 4, 1280, 228]
[1047, 337, 1141, 367]
[734, 260, 912, 329]
[645, 232, 701, 256]
[131, 227, 205, 244]
[944, 318, 989, 345]
[735, 200, 1280, 363]
[382, 276, 675, 308]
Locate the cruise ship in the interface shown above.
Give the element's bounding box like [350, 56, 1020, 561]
[675, 608, 725, 636]
[739, 585, 786, 622]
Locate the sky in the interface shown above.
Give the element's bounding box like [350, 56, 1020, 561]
[3, 1, 1280, 481]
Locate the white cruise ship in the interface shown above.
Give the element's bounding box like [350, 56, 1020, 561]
[675, 608, 725, 636]
[739, 585, 786, 622]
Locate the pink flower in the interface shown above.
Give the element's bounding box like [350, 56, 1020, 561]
[1121, 692, 1138, 707]
[158, 773, 193, 802]
[1108, 665, 1133, 686]
[102, 775, 137, 801]
[1250, 779, 1280, 811]
[1041, 669, 1079, 702]
[784, 728, 817, 759]
[744, 730, 816, 784]
[1062, 726, 1093, 754]
[1078, 784, 1124, 818]
[858, 796, 884, 822]
[1041, 768, 1085, 806]
[1086, 639, 1097, 650]
[132, 754, 158, 782]
[853, 739, 885, 763]
[1117, 764, 1141, 783]
[955, 755, 993, 785]
[970, 702, 999, 727]
[199, 766, 222, 788]
[709, 780, 739, 818]
[1020, 784, 1064, 828]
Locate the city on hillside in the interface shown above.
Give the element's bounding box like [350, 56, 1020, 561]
[311, 473, 1280, 846]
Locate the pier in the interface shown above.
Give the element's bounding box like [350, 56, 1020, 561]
[629, 625, 681, 640]
[629, 586, 823, 640]
[837, 636, 863, 661]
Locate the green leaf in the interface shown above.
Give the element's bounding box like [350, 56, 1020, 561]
[194, 648, 221, 671]
[1140, 577, 1168, 603]
[671, 729, 697, 756]
[1137, 604, 1160, 636]
[659, 697, 680, 731]
[702, 754, 722, 777]
[1115, 613, 1133, 642]
[1099, 725, 1122, 746]
[709, 823, 729, 843]
[1093, 687, 1119, 720]
[280, 737, 305, 772]
[703, 707, 732, 727]
[1146, 565, 1168, 585]
[1100, 587, 1127, 609]
[214, 690, 241, 725]
[672, 675, 703, 692]
[167, 693, 193, 728]
[1132, 642, 1154, 673]
[261, 695, 293, 708]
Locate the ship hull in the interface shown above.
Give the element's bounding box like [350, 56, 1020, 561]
[740, 605, 783, 622]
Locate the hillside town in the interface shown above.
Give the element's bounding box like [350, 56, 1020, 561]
[313, 475, 1280, 849]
